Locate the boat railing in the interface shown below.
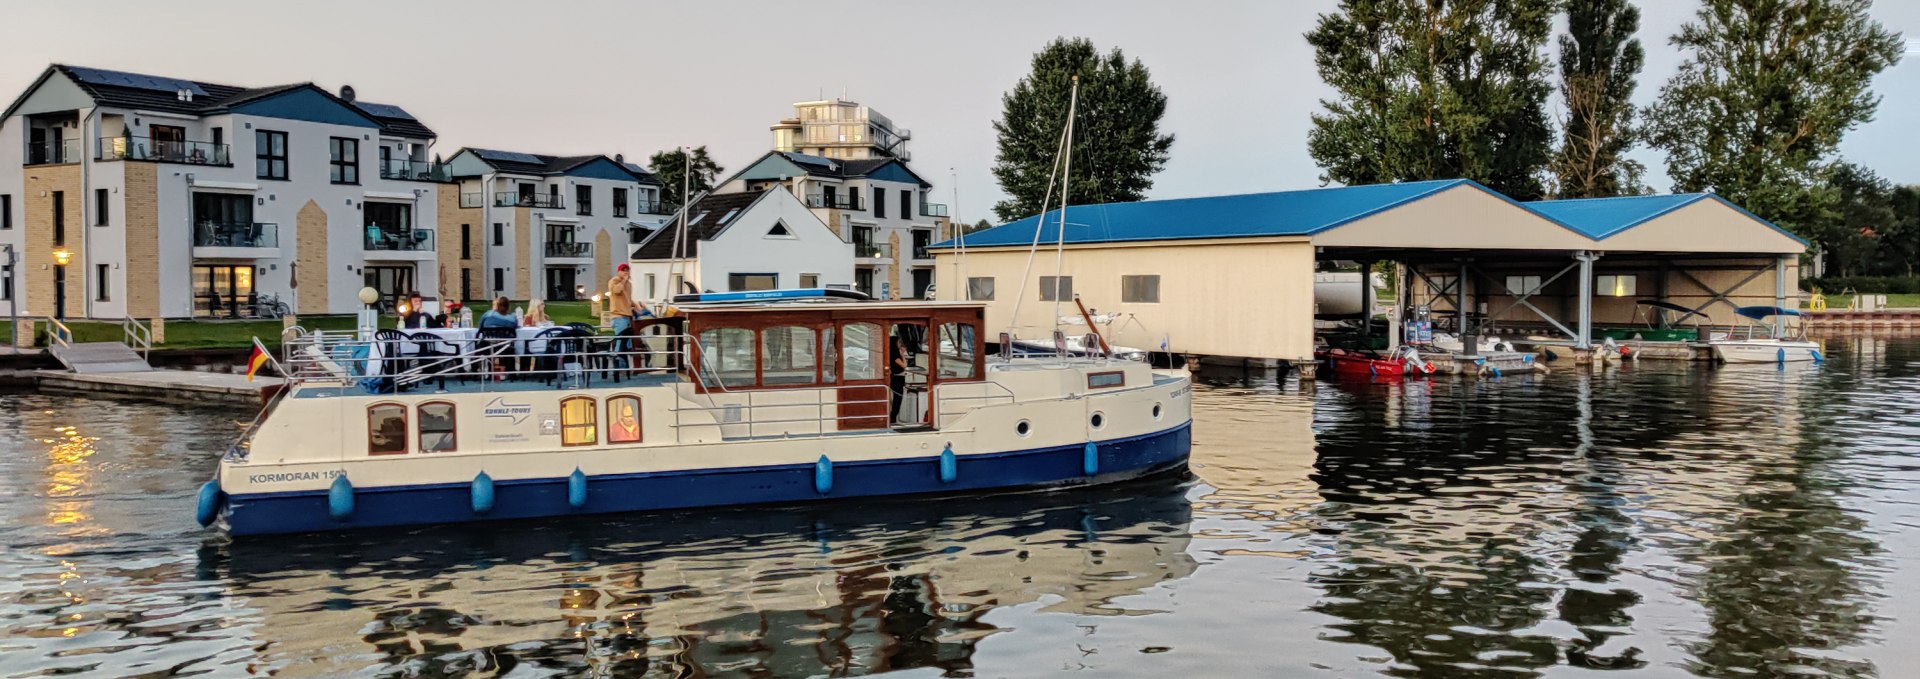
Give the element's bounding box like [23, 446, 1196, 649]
[932, 380, 1016, 428]
[277, 328, 691, 392]
[668, 384, 896, 439]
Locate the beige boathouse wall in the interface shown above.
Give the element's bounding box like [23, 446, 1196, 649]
[935, 237, 1317, 361]
[1600, 199, 1805, 255]
[1313, 183, 1596, 250]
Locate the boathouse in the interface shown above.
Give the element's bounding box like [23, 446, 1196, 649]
[929, 180, 1806, 369]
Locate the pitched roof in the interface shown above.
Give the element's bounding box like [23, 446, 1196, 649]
[723, 151, 931, 187]
[1523, 193, 1808, 246]
[464, 148, 655, 182]
[350, 100, 435, 139]
[621, 161, 666, 186]
[5, 65, 418, 136]
[629, 190, 773, 260]
[937, 180, 1476, 248]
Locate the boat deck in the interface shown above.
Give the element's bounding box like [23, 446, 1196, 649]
[290, 371, 682, 398]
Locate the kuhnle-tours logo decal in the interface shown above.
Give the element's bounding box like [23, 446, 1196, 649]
[483, 397, 534, 424]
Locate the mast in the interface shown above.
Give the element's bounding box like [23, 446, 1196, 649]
[1049, 76, 1080, 342]
[1005, 76, 1078, 346]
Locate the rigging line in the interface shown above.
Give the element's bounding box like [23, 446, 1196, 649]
[1050, 76, 1080, 341]
[1005, 94, 1077, 339]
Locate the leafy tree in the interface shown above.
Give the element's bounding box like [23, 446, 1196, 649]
[1645, 0, 1903, 238]
[1552, 0, 1647, 198]
[648, 146, 724, 210]
[1307, 0, 1557, 200]
[1887, 186, 1920, 276]
[992, 38, 1173, 222]
[1813, 164, 1893, 277]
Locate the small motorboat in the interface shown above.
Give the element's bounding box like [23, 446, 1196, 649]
[1594, 300, 1703, 342]
[1317, 346, 1436, 378]
[1709, 306, 1823, 364]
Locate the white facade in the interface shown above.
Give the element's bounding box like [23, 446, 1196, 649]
[629, 189, 852, 303]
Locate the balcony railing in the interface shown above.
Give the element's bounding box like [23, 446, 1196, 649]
[495, 193, 566, 209]
[545, 241, 592, 258]
[380, 158, 446, 181]
[194, 221, 278, 248]
[806, 194, 864, 210]
[637, 200, 670, 215]
[364, 225, 434, 252]
[854, 242, 891, 259]
[460, 192, 484, 208]
[98, 136, 231, 166]
[911, 244, 932, 260]
[25, 138, 81, 166]
[919, 202, 949, 218]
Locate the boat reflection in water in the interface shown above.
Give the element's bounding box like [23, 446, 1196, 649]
[205, 475, 1199, 677]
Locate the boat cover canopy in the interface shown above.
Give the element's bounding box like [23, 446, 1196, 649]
[671, 288, 872, 304]
[1635, 299, 1696, 314]
[1734, 305, 1801, 320]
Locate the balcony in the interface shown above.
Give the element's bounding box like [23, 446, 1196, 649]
[545, 241, 592, 259]
[805, 194, 864, 210]
[98, 136, 230, 166]
[379, 158, 447, 181]
[495, 193, 566, 209]
[364, 225, 435, 259]
[25, 138, 81, 166]
[919, 202, 949, 218]
[192, 221, 280, 258]
[854, 242, 891, 260]
[460, 192, 484, 208]
[637, 200, 670, 215]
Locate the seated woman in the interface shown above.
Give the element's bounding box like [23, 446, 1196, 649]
[522, 299, 551, 327]
[479, 297, 518, 329]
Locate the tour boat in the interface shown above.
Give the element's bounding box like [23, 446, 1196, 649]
[198, 289, 1194, 536]
[1709, 306, 1823, 364]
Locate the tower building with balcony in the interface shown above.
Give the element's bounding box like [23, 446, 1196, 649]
[0, 64, 454, 320]
[440, 148, 667, 303]
[770, 98, 911, 162]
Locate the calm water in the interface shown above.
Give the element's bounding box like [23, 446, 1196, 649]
[3, 339, 1919, 678]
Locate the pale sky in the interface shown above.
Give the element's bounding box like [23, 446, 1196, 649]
[4, 0, 1916, 224]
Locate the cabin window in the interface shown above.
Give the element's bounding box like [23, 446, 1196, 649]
[698, 327, 758, 387]
[1088, 371, 1126, 390]
[761, 325, 820, 386]
[841, 322, 881, 381]
[1597, 274, 1637, 297]
[418, 401, 457, 452]
[367, 403, 408, 455]
[938, 322, 978, 379]
[560, 396, 598, 446]
[1039, 276, 1072, 302]
[822, 326, 838, 384]
[607, 395, 642, 443]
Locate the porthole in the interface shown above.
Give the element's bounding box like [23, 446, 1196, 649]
[1090, 412, 1105, 430]
[1152, 403, 1163, 420]
[1015, 420, 1032, 437]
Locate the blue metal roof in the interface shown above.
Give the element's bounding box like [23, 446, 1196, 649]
[1526, 193, 1809, 246]
[935, 179, 1473, 248]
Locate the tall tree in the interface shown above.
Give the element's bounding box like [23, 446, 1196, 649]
[1552, 0, 1647, 198]
[1887, 186, 1920, 276]
[992, 38, 1173, 222]
[1645, 0, 1903, 238]
[1306, 0, 1558, 200]
[648, 146, 724, 210]
[1813, 164, 1893, 277]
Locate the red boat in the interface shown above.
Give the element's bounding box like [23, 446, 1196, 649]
[1317, 348, 1434, 378]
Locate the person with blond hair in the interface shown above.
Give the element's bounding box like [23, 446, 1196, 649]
[522, 299, 550, 327]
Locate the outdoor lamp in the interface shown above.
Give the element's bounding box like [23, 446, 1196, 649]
[52, 250, 72, 266]
[357, 286, 380, 306]
[575, 284, 587, 298]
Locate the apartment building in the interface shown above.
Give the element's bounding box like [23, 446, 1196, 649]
[714, 151, 948, 299]
[770, 97, 912, 161]
[441, 148, 667, 303]
[0, 64, 455, 319]
[628, 187, 853, 302]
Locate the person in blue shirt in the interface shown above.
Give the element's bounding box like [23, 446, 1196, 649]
[479, 297, 518, 329]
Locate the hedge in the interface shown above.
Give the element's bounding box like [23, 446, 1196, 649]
[1801, 276, 1920, 294]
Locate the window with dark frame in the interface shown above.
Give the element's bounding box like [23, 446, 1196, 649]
[576, 185, 592, 215]
[51, 191, 64, 247]
[255, 130, 288, 179]
[493, 267, 504, 292]
[492, 222, 504, 246]
[1, 194, 10, 229]
[560, 396, 598, 446]
[419, 402, 456, 452]
[1121, 275, 1160, 303]
[873, 187, 886, 218]
[329, 137, 359, 184]
[1087, 371, 1126, 389]
[95, 264, 109, 301]
[461, 224, 472, 260]
[613, 188, 628, 217]
[1038, 275, 1072, 302]
[367, 403, 408, 455]
[1, 264, 12, 301]
[94, 189, 109, 226]
[900, 189, 910, 217]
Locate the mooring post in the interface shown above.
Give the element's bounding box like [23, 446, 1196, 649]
[1458, 260, 1475, 357]
[1775, 256, 1789, 336]
[1576, 251, 1596, 351]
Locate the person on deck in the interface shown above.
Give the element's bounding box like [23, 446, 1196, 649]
[607, 264, 639, 334]
[521, 299, 550, 327]
[400, 292, 429, 329]
[479, 297, 518, 329]
[889, 335, 908, 423]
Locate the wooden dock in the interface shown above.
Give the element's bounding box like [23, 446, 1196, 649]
[32, 369, 279, 407]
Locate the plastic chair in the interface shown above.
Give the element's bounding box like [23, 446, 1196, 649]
[373, 329, 410, 379]
[477, 327, 519, 381]
[409, 331, 457, 389]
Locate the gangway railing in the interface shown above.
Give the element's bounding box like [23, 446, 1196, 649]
[44, 317, 71, 350]
[122, 316, 152, 358]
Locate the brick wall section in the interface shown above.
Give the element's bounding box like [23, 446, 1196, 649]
[123, 163, 160, 318]
[433, 184, 481, 303]
[514, 207, 530, 300]
[295, 200, 329, 314]
[887, 231, 902, 299]
[594, 229, 612, 296]
[22, 165, 82, 317]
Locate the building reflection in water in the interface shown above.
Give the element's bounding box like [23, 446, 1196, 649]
[208, 475, 1198, 676]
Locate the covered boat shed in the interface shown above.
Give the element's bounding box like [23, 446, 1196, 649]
[930, 179, 1805, 370]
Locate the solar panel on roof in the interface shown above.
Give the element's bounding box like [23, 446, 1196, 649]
[783, 153, 837, 169]
[65, 66, 208, 96]
[475, 149, 544, 164]
[354, 102, 415, 120]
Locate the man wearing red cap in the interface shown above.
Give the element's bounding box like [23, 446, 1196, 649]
[607, 263, 637, 334]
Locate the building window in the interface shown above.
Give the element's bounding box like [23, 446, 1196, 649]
[1122, 275, 1160, 303]
[367, 403, 408, 455]
[900, 189, 911, 218]
[561, 396, 598, 446]
[493, 267, 505, 293]
[873, 187, 886, 218]
[255, 130, 288, 180]
[95, 264, 110, 301]
[1039, 275, 1072, 302]
[645, 273, 657, 299]
[1, 264, 11, 301]
[51, 191, 64, 247]
[329, 137, 358, 184]
[576, 185, 592, 215]
[1597, 274, 1637, 297]
[419, 402, 456, 452]
[612, 188, 629, 218]
[799, 273, 820, 288]
[364, 202, 412, 249]
[1504, 275, 1544, 295]
[608, 395, 642, 443]
[766, 221, 792, 237]
[1, 194, 10, 229]
[461, 224, 472, 260]
[728, 273, 777, 291]
[854, 268, 874, 295]
[94, 189, 109, 226]
[492, 222, 504, 246]
[967, 277, 995, 301]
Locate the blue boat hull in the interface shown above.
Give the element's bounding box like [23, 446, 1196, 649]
[223, 422, 1191, 536]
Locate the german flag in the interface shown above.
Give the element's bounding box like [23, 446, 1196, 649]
[246, 339, 272, 382]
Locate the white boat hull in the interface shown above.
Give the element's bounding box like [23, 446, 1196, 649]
[1710, 340, 1822, 364]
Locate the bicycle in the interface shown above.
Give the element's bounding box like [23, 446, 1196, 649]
[254, 293, 291, 319]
